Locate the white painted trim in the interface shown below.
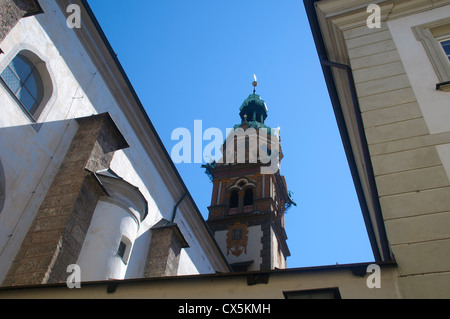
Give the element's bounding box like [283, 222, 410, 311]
[412, 17, 450, 83]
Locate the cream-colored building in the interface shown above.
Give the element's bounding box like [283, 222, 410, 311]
[301, 0, 450, 298]
[1, 0, 450, 299]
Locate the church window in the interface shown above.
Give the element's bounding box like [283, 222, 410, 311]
[244, 188, 253, 206]
[229, 190, 239, 208]
[1, 53, 44, 118]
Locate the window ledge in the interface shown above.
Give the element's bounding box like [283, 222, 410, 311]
[436, 81, 450, 92]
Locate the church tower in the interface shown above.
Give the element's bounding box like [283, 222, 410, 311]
[205, 78, 295, 272]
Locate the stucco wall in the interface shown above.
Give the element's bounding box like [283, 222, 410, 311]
[0, 0, 217, 284]
[315, 0, 450, 298]
[384, 6, 450, 298]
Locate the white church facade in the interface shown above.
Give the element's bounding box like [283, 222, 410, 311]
[0, 0, 230, 286]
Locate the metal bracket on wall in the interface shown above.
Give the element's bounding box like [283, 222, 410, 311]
[106, 282, 119, 294]
[247, 273, 269, 286]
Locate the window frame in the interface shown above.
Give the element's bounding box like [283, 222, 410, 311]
[437, 36, 450, 61]
[413, 18, 450, 90]
[117, 241, 126, 259]
[0, 48, 55, 123]
[116, 236, 133, 265]
[0, 53, 44, 118]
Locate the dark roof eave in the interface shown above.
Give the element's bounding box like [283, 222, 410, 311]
[302, 0, 393, 263]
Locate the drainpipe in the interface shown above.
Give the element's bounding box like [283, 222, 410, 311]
[171, 192, 187, 222]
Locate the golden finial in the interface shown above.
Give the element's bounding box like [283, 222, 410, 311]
[252, 74, 258, 93]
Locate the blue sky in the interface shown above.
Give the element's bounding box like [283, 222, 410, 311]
[88, 0, 374, 268]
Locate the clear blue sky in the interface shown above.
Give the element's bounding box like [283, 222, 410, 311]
[88, 0, 374, 268]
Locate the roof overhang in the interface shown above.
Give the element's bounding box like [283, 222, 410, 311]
[303, 0, 394, 262]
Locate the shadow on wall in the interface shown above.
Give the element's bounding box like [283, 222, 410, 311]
[0, 118, 75, 282]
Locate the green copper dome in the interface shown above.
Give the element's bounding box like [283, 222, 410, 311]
[232, 91, 278, 135]
[239, 93, 268, 124]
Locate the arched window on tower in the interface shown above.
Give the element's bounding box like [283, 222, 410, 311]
[229, 190, 239, 215]
[243, 188, 254, 213]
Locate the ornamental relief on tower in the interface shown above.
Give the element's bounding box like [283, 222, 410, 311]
[226, 222, 249, 257]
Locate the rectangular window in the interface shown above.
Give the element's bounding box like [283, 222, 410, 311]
[116, 236, 132, 264]
[413, 18, 450, 90]
[117, 241, 126, 259]
[439, 38, 450, 60]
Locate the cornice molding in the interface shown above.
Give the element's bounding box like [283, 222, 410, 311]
[316, 0, 450, 31]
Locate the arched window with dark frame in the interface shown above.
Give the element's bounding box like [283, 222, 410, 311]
[1, 52, 45, 119]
